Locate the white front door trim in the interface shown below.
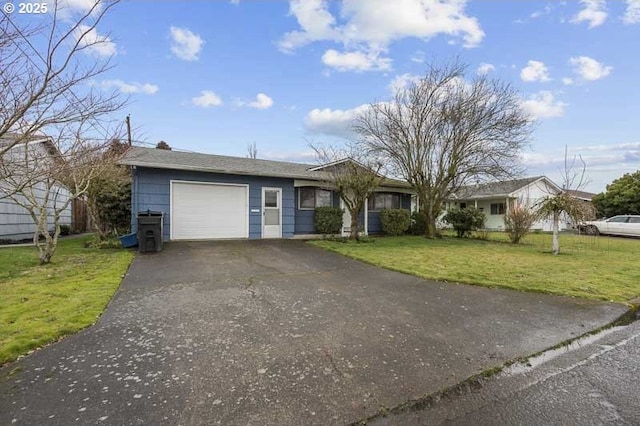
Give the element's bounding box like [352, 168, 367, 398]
[262, 187, 282, 238]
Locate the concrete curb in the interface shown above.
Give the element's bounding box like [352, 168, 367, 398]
[351, 305, 639, 425]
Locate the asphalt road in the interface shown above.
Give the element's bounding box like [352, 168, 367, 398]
[373, 317, 640, 425]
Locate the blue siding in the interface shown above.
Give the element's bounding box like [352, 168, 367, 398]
[132, 167, 295, 240]
[367, 193, 412, 234]
[293, 188, 342, 234]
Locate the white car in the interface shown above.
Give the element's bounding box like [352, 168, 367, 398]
[580, 215, 640, 237]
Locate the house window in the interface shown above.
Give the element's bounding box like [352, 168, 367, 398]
[298, 187, 333, 209]
[490, 203, 506, 215]
[368, 193, 401, 211]
[459, 202, 467, 209]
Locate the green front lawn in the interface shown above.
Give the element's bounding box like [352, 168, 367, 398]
[311, 233, 640, 302]
[0, 236, 135, 365]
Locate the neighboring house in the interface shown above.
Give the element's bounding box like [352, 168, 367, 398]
[564, 189, 598, 226]
[0, 134, 72, 242]
[119, 147, 412, 241]
[445, 176, 563, 232]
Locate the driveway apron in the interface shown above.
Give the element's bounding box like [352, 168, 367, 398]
[0, 240, 627, 425]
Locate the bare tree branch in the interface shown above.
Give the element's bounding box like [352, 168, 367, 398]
[354, 60, 534, 238]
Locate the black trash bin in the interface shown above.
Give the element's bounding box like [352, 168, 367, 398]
[137, 210, 163, 253]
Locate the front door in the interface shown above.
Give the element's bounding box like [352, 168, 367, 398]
[262, 188, 282, 238]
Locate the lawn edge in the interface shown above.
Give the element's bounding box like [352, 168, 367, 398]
[348, 305, 639, 425]
[310, 241, 631, 302]
[0, 250, 136, 369]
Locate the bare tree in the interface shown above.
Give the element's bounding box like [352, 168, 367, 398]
[354, 61, 533, 238]
[0, 0, 125, 263]
[247, 142, 258, 159]
[536, 147, 596, 255]
[2, 124, 122, 263]
[311, 143, 383, 240]
[0, 0, 123, 182]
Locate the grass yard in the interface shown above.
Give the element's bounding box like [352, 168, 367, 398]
[311, 233, 640, 303]
[0, 236, 135, 365]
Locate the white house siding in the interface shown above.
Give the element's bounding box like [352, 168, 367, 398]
[0, 140, 72, 242]
[0, 184, 72, 242]
[445, 177, 567, 232]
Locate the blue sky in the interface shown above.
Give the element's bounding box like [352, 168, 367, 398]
[22, 0, 640, 192]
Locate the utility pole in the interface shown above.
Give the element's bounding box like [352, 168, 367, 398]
[126, 114, 132, 146]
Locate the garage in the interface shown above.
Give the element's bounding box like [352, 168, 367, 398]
[170, 181, 248, 240]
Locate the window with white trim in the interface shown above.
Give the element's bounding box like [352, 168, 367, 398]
[367, 193, 401, 211]
[298, 187, 333, 209]
[490, 203, 506, 215]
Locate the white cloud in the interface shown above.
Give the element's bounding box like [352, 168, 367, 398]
[521, 91, 566, 119]
[74, 24, 116, 57]
[569, 56, 612, 81]
[321, 49, 391, 72]
[476, 63, 495, 75]
[279, 0, 484, 72]
[192, 91, 223, 107]
[623, 0, 640, 24]
[100, 80, 158, 95]
[571, 0, 607, 28]
[241, 93, 274, 110]
[170, 26, 204, 61]
[388, 73, 421, 93]
[305, 104, 370, 138]
[520, 60, 551, 82]
[411, 50, 426, 63]
[55, 0, 101, 19]
[562, 77, 574, 85]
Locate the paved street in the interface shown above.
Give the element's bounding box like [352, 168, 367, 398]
[373, 317, 640, 425]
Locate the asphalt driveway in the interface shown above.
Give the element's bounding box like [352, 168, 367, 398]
[0, 240, 628, 425]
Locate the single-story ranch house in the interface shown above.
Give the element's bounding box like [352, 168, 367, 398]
[445, 176, 565, 232]
[120, 147, 413, 241]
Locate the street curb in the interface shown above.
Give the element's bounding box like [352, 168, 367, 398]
[350, 304, 639, 425]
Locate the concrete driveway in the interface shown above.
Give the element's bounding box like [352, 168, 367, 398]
[0, 240, 627, 425]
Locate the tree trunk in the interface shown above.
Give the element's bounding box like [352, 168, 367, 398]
[350, 209, 359, 240]
[424, 198, 441, 239]
[552, 211, 560, 255]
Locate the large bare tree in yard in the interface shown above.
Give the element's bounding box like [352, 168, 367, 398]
[312, 143, 383, 240]
[354, 61, 533, 238]
[0, 0, 125, 263]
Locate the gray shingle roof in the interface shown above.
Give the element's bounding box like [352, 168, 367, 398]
[119, 146, 409, 188]
[565, 189, 597, 201]
[453, 176, 546, 199]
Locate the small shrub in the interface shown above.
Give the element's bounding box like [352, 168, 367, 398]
[443, 207, 486, 238]
[314, 207, 343, 235]
[59, 224, 71, 236]
[504, 204, 536, 243]
[380, 209, 410, 236]
[409, 211, 427, 235]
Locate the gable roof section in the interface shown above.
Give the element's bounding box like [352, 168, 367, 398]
[120, 146, 409, 188]
[565, 189, 597, 201]
[453, 176, 559, 199]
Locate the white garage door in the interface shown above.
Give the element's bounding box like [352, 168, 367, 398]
[171, 181, 248, 240]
